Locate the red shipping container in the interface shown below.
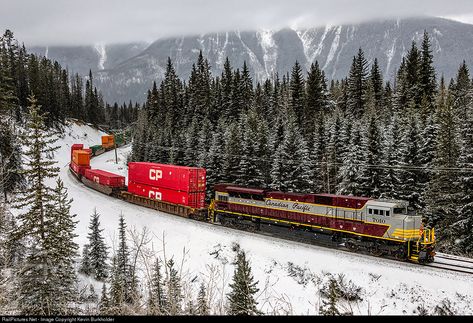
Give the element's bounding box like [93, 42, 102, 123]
[71, 144, 84, 160]
[69, 161, 91, 176]
[83, 148, 92, 156]
[128, 162, 206, 192]
[84, 169, 126, 188]
[128, 181, 205, 209]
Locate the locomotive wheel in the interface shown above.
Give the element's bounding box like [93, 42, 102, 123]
[368, 245, 383, 257]
[345, 240, 358, 251]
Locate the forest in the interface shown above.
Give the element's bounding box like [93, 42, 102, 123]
[130, 31, 473, 256]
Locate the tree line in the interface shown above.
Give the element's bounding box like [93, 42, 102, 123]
[131, 31, 473, 256]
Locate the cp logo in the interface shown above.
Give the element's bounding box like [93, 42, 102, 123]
[149, 169, 163, 181]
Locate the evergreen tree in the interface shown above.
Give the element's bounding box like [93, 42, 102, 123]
[148, 258, 167, 315]
[227, 249, 260, 315]
[81, 208, 109, 281]
[43, 178, 79, 314]
[347, 48, 369, 118]
[99, 283, 110, 315]
[359, 114, 382, 197]
[290, 61, 305, 126]
[196, 282, 209, 315]
[319, 278, 340, 316]
[424, 80, 461, 243]
[305, 61, 328, 138]
[419, 31, 437, 112]
[166, 258, 182, 315]
[369, 58, 384, 113]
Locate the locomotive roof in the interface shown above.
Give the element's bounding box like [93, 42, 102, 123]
[226, 186, 266, 195]
[313, 193, 371, 201]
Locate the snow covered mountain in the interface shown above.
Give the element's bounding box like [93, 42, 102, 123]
[29, 17, 473, 104]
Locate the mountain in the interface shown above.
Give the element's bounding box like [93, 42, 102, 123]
[28, 42, 149, 76]
[29, 17, 473, 104]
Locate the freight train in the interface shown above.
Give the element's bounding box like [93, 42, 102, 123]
[69, 137, 436, 264]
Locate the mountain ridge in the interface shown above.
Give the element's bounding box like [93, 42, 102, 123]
[28, 17, 473, 104]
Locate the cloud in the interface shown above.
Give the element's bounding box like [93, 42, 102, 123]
[1, 0, 473, 45]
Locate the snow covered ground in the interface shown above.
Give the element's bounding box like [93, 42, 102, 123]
[25, 121, 473, 315]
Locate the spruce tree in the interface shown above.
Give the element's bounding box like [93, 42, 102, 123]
[99, 283, 110, 315]
[148, 258, 167, 315]
[43, 178, 79, 314]
[347, 48, 368, 118]
[196, 282, 209, 315]
[166, 258, 182, 315]
[226, 249, 260, 315]
[82, 208, 109, 281]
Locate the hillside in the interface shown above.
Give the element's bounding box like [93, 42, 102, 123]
[17, 121, 472, 315]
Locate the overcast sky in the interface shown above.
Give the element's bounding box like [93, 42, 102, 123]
[1, 0, 473, 46]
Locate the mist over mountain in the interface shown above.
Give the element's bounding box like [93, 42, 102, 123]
[28, 17, 473, 104]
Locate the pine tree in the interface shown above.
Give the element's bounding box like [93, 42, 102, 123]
[43, 178, 79, 314]
[226, 249, 260, 315]
[276, 111, 311, 192]
[196, 282, 209, 315]
[347, 48, 369, 118]
[148, 258, 167, 315]
[359, 114, 382, 197]
[337, 124, 364, 196]
[424, 81, 460, 236]
[305, 61, 328, 138]
[419, 31, 436, 112]
[319, 278, 340, 316]
[99, 283, 110, 315]
[369, 58, 384, 114]
[0, 122, 24, 201]
[453, 84, 473, 255]
[82, 208, 109, 281]
[290, 61, 305, 127]
[13, 95, 84, 315]
[166, 258, 182, 315]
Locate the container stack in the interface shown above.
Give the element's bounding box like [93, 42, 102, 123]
[127, 162, 206, 209]
[102, 135, 115, 149]
[70, 147, 91, 176]
[84, 169, 125, 187]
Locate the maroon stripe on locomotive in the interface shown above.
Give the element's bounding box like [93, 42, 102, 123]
[226, 200, 388, 237]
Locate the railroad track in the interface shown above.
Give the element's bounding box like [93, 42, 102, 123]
[425, 253, 473, 275]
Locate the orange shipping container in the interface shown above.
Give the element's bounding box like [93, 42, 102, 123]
[73, 149, 91, 166]
[102, 135, 114, 144]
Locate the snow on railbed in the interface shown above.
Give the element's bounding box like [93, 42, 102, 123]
[22, 121, 473, 314]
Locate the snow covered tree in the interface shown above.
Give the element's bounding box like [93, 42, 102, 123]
[319, 277, 340, 316]
[424, 82, 461, 240]
[305, 61, 328, 138]
[226, 249, 260, 315]
[42, 178, 79, 314]
[166, 258, 182, 315]
[196, 282, 209, 315]
[337, 124, 364, 196]
[148, 258, 167, 315]
[13, 95, 68, 315]
[0, 122, 24, 201]
[81, 208, 109, 281]
[274, 111, 311, 192]
[347, 48, 369, 118]
[359, 114, 382, 198]
[453, 86, 473, 255]
[99, 283, 110, 315]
